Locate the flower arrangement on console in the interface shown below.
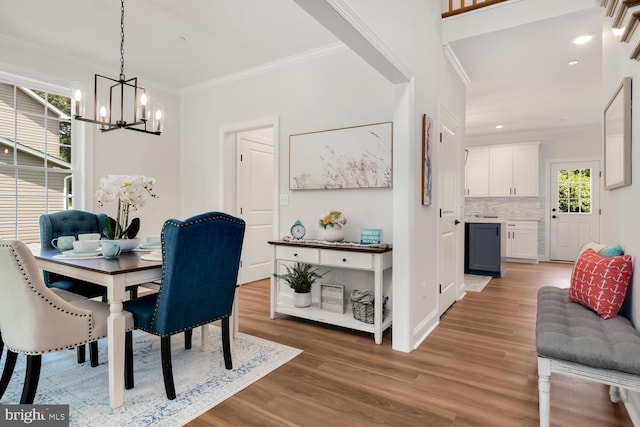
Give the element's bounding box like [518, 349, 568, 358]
[96, 175, 158, 240]
[319, 210, 347, 229]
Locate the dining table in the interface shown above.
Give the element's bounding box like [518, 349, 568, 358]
[32, 246, 241, 409]
[32, 247, 162, 409]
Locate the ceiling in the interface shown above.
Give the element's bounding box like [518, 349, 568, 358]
[0, 0, 339, 90]
[449, 6, 603, 137]
[0, 1, 603, 138]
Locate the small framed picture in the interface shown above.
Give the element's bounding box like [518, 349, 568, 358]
[320, 283, 344, 313]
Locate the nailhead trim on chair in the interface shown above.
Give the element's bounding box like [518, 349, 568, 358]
[3, 242, 97, 355]
[148, 214, 244, 332]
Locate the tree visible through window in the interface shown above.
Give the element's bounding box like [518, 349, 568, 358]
[0, 80, 73, 244]
[558, 168, 591, 213]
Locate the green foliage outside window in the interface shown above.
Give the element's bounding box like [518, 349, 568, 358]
[558, 169, 591, 213]
[32, 90, 71, 163]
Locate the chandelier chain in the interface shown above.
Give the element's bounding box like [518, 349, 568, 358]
[120, 0, 125, 80]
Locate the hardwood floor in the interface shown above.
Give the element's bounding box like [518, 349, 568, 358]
[188, 262, 633, 426]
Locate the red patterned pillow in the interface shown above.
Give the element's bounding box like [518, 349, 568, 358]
[569, 248, 633, 319]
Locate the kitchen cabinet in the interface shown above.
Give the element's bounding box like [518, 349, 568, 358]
[465, 147, 490, 196]
[466, 142, 539, 197]
[268, 240, 392, 344]
[465, 222, 504, 277]
[489, 143, 539, 197]
[505, 221, 538, 262]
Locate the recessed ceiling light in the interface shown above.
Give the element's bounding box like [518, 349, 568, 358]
[568, 60, 579, 66]
[573, 34, 594, 44]
[495, 125, 504, 129]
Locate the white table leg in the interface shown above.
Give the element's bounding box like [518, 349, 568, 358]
[107, 282, 127, 409]
[232, 287, 239, 339]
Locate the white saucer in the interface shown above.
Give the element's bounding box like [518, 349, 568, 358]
[62, 250, 103, 259]
[138, 244, 161, 250]
[141, 253, 162, 261]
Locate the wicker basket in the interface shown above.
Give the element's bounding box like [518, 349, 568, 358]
[350, 289, 388, 324]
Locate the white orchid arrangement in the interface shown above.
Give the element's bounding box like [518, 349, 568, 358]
[319, 210, 347, 230]
[96, 175, 158, 240]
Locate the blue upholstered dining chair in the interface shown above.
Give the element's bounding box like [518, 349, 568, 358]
[39, 210, 108, 300]
[0, 239, 133, 404]
[123, 212, 245, 400]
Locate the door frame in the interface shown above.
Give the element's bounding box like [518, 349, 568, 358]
[544, 156, 600, 261]
[220, 116, 280, 241]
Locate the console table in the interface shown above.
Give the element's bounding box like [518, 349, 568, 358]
[268, 240, 392, 344]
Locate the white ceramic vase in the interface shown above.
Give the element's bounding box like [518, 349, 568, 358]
[321, 225, 345, 242]
[115, 238, 140, 252]
[293, 292, 312, 307]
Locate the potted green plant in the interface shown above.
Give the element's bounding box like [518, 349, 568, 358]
[274, 262, 325, 307]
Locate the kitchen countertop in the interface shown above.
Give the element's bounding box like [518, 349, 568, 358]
[465, 216, 540, 223]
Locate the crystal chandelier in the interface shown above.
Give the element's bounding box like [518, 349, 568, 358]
[73, 0, 163, 135]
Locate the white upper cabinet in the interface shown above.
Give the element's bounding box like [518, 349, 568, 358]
[512, 143, 539, 196]
[466, 142, 539, 197]
[465, 147, 490, 196]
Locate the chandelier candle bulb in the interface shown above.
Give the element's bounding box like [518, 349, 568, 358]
[73, 90, 82, 116]
[140, 93, 147, 120]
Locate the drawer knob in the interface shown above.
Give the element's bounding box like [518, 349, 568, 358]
[293, 253, 298, 257]
[342, 258, 347, 262]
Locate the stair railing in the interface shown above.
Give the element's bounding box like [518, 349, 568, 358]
[442, 0, 509, 18]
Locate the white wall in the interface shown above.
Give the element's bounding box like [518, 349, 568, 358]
[0, 37, 182, 238]
[340, 0, 466, 348]
[602, 15, 640, 423]
[179, 48, 394, 240]
[179, 1, 465, 352]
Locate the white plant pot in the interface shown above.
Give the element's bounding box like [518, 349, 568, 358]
[115, 238, 140, 252]
[293, 292, 312, 307]
[321, 225, 345, 242]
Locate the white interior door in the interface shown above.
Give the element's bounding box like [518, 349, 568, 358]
[549, 161, 600, 261]
[237, 131, 274, 284]
[438, 111, 460, 317]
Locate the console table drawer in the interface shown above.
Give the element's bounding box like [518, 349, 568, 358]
[320, 250, 372, 269]
[275, 246, 319, 263]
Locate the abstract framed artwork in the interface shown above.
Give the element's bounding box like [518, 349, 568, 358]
[422, 114, 433, 205]
[289, 122, 393, 190]
[604, 76, 632, 190]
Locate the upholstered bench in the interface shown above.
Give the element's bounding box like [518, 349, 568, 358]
[536, 286, 640, 427]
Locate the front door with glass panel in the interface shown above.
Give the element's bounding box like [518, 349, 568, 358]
[549, 161, 600, 261]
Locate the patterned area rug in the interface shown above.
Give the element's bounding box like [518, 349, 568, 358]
[0, 327, 301, 426]
[465, 274, 492, 292]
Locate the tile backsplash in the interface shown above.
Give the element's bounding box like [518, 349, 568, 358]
[465, 197, 546, 260]
[464, 197, 545, 220]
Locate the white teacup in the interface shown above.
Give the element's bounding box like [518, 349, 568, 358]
[73, 240, 101, 253]
[78, 233, 101, 241]
[101, 240, 121, 259]
[144, 235, 161, 247]
[51, 235, 76, 251]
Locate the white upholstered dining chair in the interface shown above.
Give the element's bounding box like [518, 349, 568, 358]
[0, 239, 133, 404]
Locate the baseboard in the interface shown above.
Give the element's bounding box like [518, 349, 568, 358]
[412, 309, 439, 350]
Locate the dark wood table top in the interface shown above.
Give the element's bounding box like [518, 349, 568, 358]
[267, 240, 392, 253]
[32, 248, 162, 275]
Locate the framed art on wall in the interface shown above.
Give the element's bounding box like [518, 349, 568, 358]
[422, 114, 433, 205]
[289, 122, 393, 190]
[604, 76, 632, 190]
